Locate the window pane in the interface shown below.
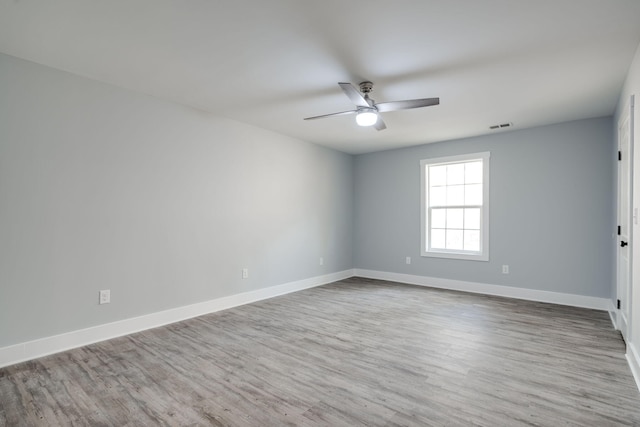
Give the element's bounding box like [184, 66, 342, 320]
[446, 229, 464, 250]
[429, 165, 447, 186]
[431, 208, 446, 228]
[446, 208, 463, 229]
[464, 230, 480, 251]
[447, 185, 464, 205]
[431, 229, 446, 249]
[447, 163, 465, 185]
[464, 208, 481, 229]
[465, 161, 483, 184]
[464, 184, 483, 205]
[430, 186, 446, 206]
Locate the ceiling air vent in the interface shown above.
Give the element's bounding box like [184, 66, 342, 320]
[490, 122, 513, 130]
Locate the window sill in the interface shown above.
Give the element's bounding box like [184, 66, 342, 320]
[421, 250, 489, 262]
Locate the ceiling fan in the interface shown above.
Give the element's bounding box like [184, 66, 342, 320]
[304, 81, 440, 131]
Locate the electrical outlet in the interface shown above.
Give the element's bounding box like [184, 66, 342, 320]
[406, 256, 411, 265]
[99, 289, 110, 304]
[502, 265, 509, 274]
[242, 268, 249, 279]
[319, 257, 324, 266]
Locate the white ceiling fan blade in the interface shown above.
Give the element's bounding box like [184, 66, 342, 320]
[303, 110, 357, 120]
[339, 82, 370, 108]
[375, 97, 440, 112]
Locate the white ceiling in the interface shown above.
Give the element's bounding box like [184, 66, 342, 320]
[1, 1, 640, 154]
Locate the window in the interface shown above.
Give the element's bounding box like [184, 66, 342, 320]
[421, 152, 490, 261]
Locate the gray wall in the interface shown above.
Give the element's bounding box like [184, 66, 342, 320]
[354, 118, 615, 298]
[0, 53, 353, 347]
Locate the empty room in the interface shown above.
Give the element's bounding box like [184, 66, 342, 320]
[2, 1, 640, 425]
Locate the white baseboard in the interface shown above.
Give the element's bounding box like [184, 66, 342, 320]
[627, 342, 640, 392]
[354, 269, 610, 311]
[0, 269, 354, 369]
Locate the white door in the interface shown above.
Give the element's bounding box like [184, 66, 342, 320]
[617, 97, 634, 343]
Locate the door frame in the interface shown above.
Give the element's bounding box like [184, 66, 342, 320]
[617, 95, 634, 342]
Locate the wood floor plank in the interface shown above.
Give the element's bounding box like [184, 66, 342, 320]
[1, 277, 639, 426]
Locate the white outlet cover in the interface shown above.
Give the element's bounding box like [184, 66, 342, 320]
[99, 289, 110, 304]
[406, 257, 411, 264]
[242, 268, 249, 279]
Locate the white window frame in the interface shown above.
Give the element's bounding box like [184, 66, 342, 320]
[421, 152, 490, 261]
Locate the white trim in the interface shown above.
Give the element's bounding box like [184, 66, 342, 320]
[0, 269, 354, 369]
[354, 269, 610, 310]
[627, 342, 640, 392]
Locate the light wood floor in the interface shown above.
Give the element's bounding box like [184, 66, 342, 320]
[1, 277, 639, 426]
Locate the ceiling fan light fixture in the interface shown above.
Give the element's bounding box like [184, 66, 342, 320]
[356, 109, 378, 126]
